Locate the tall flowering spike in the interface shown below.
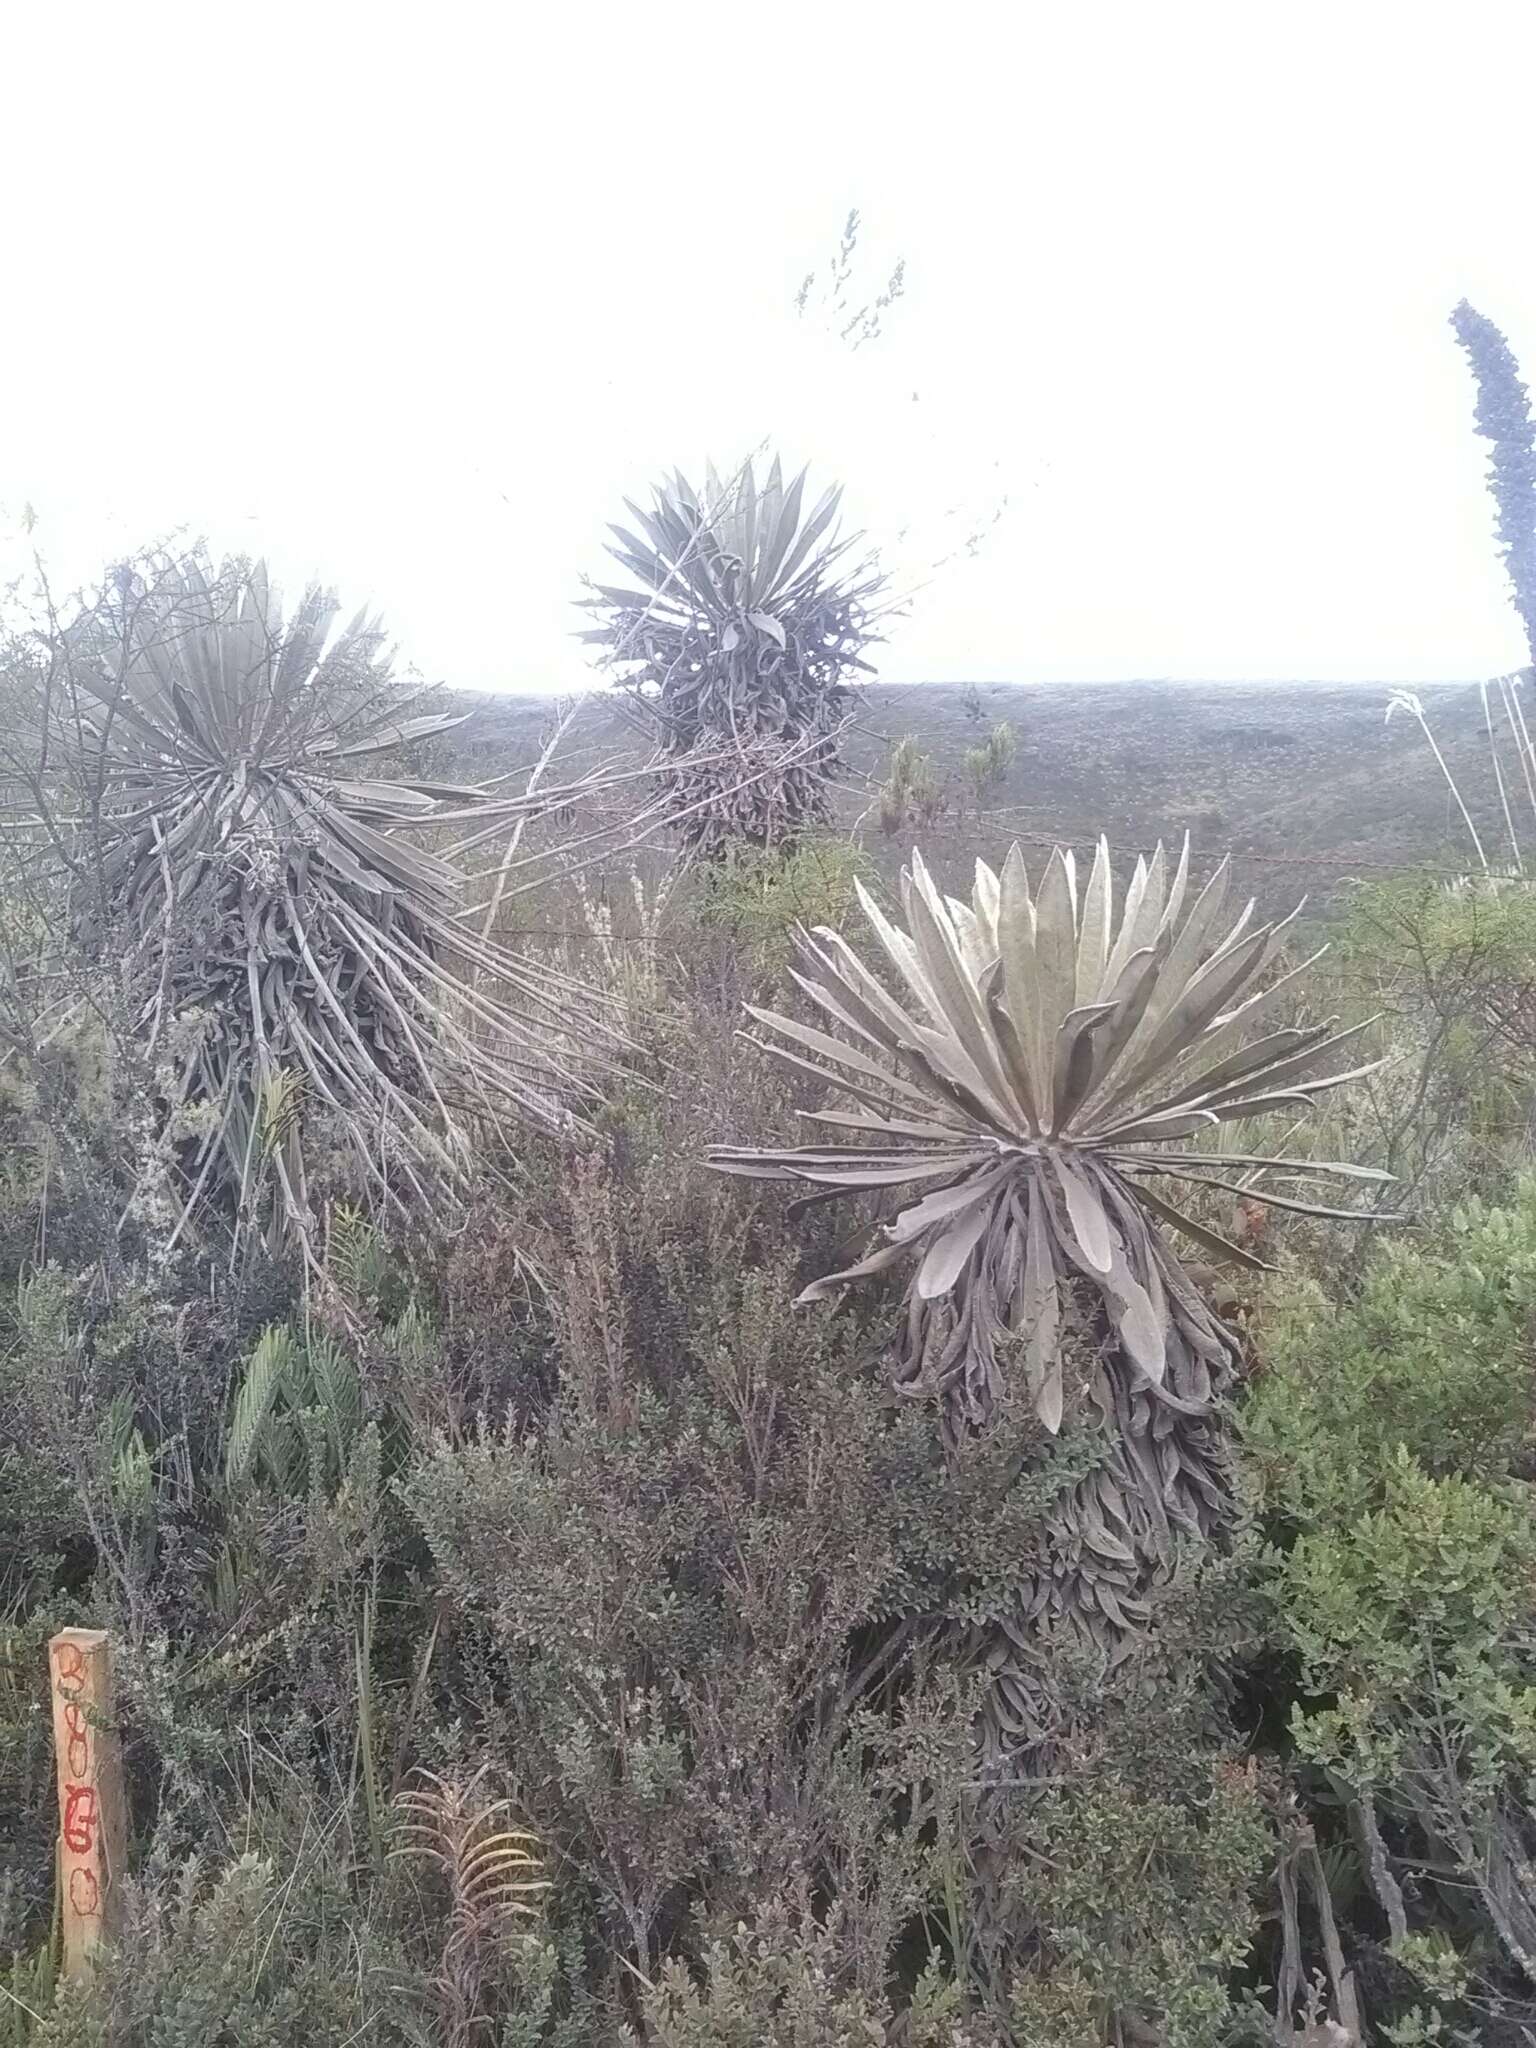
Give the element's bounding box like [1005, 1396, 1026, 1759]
[1451, 300, 1536, 668]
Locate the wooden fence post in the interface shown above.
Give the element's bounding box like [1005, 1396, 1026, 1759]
[46, 1628, 128, 1976]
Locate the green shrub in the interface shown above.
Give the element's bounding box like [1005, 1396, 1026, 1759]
[994, 1762, 1269, 2048]
[1245, 1184, 1536, 1529]
[963, 721, 1016, 805]
[628, 1895, 982, 2048]
[403, 1198, 975, 1991]
[1253, 1188, 1536, 2012]
[1320, 878, 1536, 1202]
[404, 1057, 1278, 2037]
[25, 1852, 416, 2047]
[1279, 1452, 1536, 1993]
[980, 1560, 1273, 2048]
[878, 735, 946, 835]
[1282, 1450, 1536, 1762]
[0, 1613, 66, 1967]
[692, 837, 872, 976]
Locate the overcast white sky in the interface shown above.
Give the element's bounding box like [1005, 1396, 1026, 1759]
[3, 1, 1535, 692]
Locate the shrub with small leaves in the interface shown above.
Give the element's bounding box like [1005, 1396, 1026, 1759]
[25, 1853, 417, 2047]
[1255, 1192, 1536, 2007]
[1282, 1450, 1536, 1816]
[628, 1893, 988, 2048]
[693, 838, 872, 978]
[1245, 1184, 1536, 1530]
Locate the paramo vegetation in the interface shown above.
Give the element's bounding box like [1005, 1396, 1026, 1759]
[5, 302, 1536, 2047]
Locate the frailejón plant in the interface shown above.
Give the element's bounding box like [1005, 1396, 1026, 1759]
[712, 837, 1388, 1751]
[581, 458, 888, 854]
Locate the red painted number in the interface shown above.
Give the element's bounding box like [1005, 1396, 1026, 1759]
[63, 1701, 90, 1780]
[62, 1784, 98, 1856]
[53, 1642, 87, 1697]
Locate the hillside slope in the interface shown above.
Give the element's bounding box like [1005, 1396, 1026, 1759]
[445, 678, 1516, 910]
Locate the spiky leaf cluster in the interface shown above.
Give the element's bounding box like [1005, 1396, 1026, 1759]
[713, 837, 1386, 1434]
[29, 556, 620, 1252]
[581, 459, 888, 854]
